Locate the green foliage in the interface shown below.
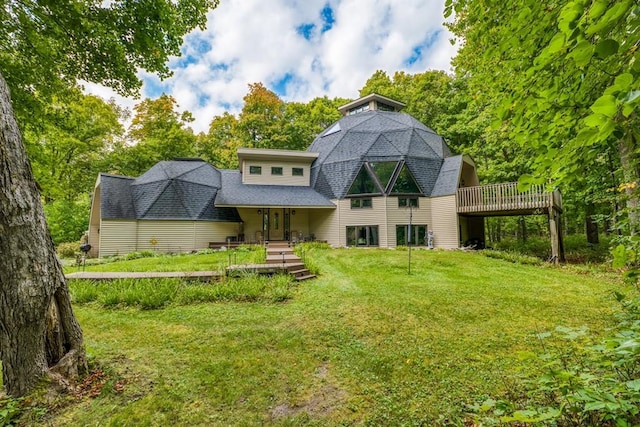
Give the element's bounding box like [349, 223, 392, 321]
[294, 242, 331, 275]
[56, 241, 82, 259]
[64, 245, 266, 274]
[481, 249, 544, 266]
[69, 274, 297, 308]
[1, 0, 218, 119]
[0, 396, 23, 427]
[109, 94, 197, 176]
[44, 196, 90, 245]
[199, 85, 348, 167]
[446, 0, 640, 236]
[23, 91, 124, 204]
[611, 234, 640, 284]
[487, 234, 612, 264]
[467, 292, 640, 426]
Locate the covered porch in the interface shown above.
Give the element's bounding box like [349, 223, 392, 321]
[236, 206, 330, 244]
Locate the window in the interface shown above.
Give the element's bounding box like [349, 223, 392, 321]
[369, 161, 398, 191]
[347, 104, 370, 115]
[346, 226, 379, 247]
[350, 198, 372, 209]
[348, 166, 379, 195]
[271, 166, 283, 175]
[376, 101, 396, 112]
[398, 197, 419, 207]
[396, 225, 427, 246]
[249, 165, 262, 175]
[292, 167, 304, 176]
[390, 164, 421, 194]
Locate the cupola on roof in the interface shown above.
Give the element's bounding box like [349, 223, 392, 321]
[337, 93, 406, 116]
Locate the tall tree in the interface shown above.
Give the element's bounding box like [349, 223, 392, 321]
[283, 96, 346, 150]
[238, 83, 288, 149]
[446, 0, 640, 233]
[110, 94, 196, 176]
[197, 112, 242, 168]
[0, 0, 218, 397]
[24, 91, 124, 204]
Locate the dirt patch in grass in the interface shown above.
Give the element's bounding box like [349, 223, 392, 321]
[270, 363, 347, 420]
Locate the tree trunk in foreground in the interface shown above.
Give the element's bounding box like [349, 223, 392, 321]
[0, 71, 86, 397]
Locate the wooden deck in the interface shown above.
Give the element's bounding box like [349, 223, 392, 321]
[456, 182, 562, 215]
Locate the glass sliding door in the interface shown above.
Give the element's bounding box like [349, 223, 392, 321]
[346, 226, 379, 247]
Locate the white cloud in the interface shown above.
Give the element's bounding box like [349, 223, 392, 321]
[83, 0, 457, 134]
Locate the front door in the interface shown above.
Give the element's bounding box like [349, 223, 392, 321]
[269, 208, 284, 240]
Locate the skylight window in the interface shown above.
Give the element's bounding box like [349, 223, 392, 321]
[323, 122, 341, 137]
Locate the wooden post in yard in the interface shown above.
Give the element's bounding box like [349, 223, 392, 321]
[549, 207, 565, 264]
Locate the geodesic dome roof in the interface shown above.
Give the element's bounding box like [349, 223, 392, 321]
[129, 159, 240, 221]
[308, 110, 453, 199]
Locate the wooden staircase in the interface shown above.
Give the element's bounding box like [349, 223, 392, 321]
[265, 242, 316, 281]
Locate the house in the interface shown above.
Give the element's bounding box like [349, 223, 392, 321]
[88, 94, 563, 259]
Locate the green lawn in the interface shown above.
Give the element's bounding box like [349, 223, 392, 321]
[49, 248, 623, 425]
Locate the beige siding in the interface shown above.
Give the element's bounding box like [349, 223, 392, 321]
[194, 222, 243, 248]
[136, 221, 242, 253]
[385, 197, 432, 248]
[290, 209, 310, 240]
[430, 195, 460, 249]
[242, 160, 310, 186]
[237, 208, 264, 243]
[309, 207, 340, 247]
[99, 220, 137, 257]
[88, 183, 101, 257]
[136, 221, 195, 253]
[336, 198, 388, 247]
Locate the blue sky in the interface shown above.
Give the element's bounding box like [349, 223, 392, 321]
[85, 0, 457, 133]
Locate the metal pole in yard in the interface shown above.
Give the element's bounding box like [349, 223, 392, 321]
[408, 204, 412, 275]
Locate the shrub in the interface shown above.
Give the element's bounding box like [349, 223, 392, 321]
[481, 249, 544, 266]
[69, 274, 297, 308]
[57, 241, 81, 258]
[0, 396, 24, 427]
[467, 291, 640, 426]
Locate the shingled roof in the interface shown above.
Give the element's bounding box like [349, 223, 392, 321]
[101, 160, 241, 222]
[308, 110, 453, 199]
[216, 171, 335, 207]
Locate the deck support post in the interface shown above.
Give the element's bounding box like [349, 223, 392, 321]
[549, 207, 565, 264]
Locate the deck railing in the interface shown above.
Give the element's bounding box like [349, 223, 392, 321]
[456, 182, 559, 214]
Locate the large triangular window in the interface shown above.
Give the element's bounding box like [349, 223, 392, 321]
[347, 166, 380, 195]
[390, 164, 421, 194]
[369, 161, 398, 192]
